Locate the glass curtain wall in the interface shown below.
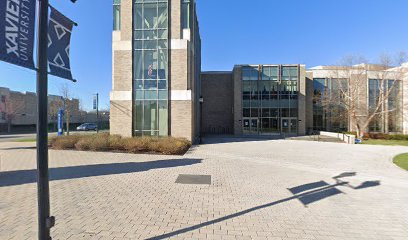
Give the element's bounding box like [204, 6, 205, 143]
[242, 65, 299, 135]
[134, 0, 169, 136]
[368, 79, 382, 132]
[368, 79, 402, 132]
[313, 78, 326, 131]
[312, 78, 348, 132]
[113, 0, 121, 30]
[388, 80, 402, 132]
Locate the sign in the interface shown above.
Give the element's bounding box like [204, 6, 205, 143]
[57, 109, 64, 136]
[0, 0, 36, 69]
[48, 6, 75, 80]
[93, 96, 97, 110]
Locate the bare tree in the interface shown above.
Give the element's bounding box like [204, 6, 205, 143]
[324, 54, 404, 137]
[60, 84, 74, 135]
[49, 98, 64, 132]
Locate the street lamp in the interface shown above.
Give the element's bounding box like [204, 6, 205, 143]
[199, 96, 204, 144]
[36, 1, 78, 240]
[93, 93, 99, 133]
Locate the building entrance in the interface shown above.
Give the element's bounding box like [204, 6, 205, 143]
[243, 117, 298, 136]
[243, 118, 259, 135]
[281, 117, 298, 136]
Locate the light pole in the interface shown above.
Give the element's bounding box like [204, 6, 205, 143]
[36, 1, 53, 240]
[199, 96, 204, 144]
[94, 93, 99, 133]
[36, 1, 78, 239]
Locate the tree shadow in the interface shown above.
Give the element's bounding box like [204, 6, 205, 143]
[148, 172, 380, 240]
[0, 158, 202, 187]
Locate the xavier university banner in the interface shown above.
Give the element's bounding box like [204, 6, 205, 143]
[48, 6, 75, 80]
[0, 0, 36, 69]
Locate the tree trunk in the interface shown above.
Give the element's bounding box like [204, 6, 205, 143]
[7, 120, 11, 133]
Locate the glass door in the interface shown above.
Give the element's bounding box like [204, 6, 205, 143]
[281, 118, 297, 135]
[243, 118, 259, 135]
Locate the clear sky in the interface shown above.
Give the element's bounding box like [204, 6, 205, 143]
[1, 0, 407, 111]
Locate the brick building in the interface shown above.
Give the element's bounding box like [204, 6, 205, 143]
[111, 1, 408, 141]
[0, 87, 80, 131]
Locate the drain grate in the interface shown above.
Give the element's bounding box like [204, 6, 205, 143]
[176, 174, 211, 185]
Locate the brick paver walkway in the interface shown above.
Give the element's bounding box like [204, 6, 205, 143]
[1, 138, 408, 240]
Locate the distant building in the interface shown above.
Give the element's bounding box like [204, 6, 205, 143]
[0, 87, 109, 132]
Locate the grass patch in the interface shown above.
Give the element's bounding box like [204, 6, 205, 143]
[393, 153, 408, 171]
[361, 139, 408, 147]
[49, 133, 191, 155]
[14, 138, 36, 143]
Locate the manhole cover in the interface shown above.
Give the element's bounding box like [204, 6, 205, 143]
[176, 174, 211, 185]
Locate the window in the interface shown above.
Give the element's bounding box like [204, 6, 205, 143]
[281, 66, 298, 81]
[388, 80, 402, 132]
[242, 65, 299, 135]
[261, 66, 278, 81]
[242, 66, 259, 81]
[113, 0, 121, 30]
[182, 0, 190, 29]
[369, 79, 402, 132]
[134, 0, 169, 137]
[1, 95, 6, 103]
[313, 78, 348, 132]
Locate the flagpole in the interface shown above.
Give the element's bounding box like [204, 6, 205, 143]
[36, 0, 54, 239]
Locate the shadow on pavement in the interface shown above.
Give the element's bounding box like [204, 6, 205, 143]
[148, 172, 380, 240]
[201, 135, 284, 144]
[0, 146, 36, 150]
[0, 158, 202, 187]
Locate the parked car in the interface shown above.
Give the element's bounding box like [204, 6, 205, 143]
[76, 123, 98, 131]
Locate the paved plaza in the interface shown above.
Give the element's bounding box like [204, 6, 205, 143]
[1, 138, 408, 240]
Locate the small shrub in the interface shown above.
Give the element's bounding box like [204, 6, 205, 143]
[389, 134, 408, 141]
[51, 135, 81, 149]
[156, 137, 191, 155]
[108, 135, 124, 150]
[74, 137, 92, 151]
[50, 133, 191, 155]
[123, 137, 154, 153]
[75, 133, 111, 151]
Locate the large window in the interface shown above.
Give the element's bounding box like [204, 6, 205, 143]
[113, 0, 121, 30]
[242, 66, 259, 81]
[388, 80, 402, 132]
[312, 78, 348, 132]
[134, 0, 169, 137]
[368, 79, 402, 132]
[242, 65, 299, 135]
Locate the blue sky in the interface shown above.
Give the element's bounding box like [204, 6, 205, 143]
[1, 0, 407, 110]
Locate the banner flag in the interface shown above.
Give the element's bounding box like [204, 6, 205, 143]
[0, 0, 36, 69]
[48, 6, 75, 80]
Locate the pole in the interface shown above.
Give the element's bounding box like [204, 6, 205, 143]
[96, 93, 99, 133]
[36, 0, 54, 239]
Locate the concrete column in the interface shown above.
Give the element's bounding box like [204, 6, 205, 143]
[298, 65, 307, 135]
[305, 71, 314, 133]
[233, 66, 243, 135]
[403, 73, 408, 134]
[110, 0, 133, 137]
[170, 0, 181, 39]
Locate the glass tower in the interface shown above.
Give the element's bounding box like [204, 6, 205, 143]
[133, 0, 169, 136]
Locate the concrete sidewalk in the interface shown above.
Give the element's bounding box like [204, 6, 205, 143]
[1, 139, 408, 239]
